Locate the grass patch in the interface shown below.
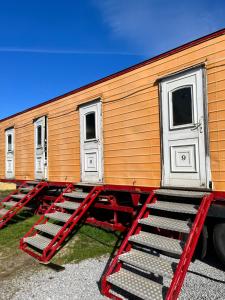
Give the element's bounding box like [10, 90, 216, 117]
[0, 192, 121, 266]
[0, 190, 39, 256]
[0, 190, 15, 200]
[0, 214, 40, 257]
[54, 225, 120, 265]
[0, 217, 120, 265]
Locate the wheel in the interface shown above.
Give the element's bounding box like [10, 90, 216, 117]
[213, 222, 225, 266]
[194, 225, 208, 260]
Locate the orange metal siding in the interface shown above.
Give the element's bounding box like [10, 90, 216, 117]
[0, 33, 225, 190]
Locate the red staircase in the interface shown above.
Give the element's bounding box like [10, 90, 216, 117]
[20, 183, 103, 263]
[0, 181, 48, 229]
[101, 189, 214, 300]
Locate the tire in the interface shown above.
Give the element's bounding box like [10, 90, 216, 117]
[194, 225, 208, 260]
[213, 222, 225, 267]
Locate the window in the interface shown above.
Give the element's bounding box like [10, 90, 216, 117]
[8, 134, 12, 152]
[37, 125, 42, 147]
[172, 87, 193, 126]
[86, 112, 96, 140]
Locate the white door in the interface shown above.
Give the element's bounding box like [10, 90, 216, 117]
[80, 100, 103, 183]
[34, 116, 48, 180]
[161, 67, 209, 188]
[5, 128, 15, 179]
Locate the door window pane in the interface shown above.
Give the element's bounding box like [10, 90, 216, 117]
[172, 87, 193, 126]
[86, 112, 96, 140]
[8, 134, 12, 151]
[37, 125, 42, 147]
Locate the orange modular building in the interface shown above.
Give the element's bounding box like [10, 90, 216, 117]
[1, 29, 225, 299]
[1, 28, 225, 191]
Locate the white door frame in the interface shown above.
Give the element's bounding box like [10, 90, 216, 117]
[159, 66, 211, 189]
[34, 116, 48, 180]
[5, 127, 15, 179]
[79, 99, 104, 183]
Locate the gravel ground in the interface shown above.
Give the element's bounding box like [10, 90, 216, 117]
[180, 257, 225, 300]
[0, 255, 224, 300]
[1, 257, 108, 300]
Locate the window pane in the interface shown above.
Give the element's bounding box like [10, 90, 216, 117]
[8, 135, 12, 151]
[37, 125, 42, 147]
[86, 112, 96, 140]
[172, 87, 193, 126]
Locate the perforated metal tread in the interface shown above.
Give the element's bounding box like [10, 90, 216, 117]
[139, 215, 191, 233]
[154, 189, 209, 198]
[3, 201, 18, 207]
[19, 187, 33, 193]
[24, 234, 52, 250]
[74, 188, 84, 192]
[148, 201, 198, 214]
[27, 181, 39, 185]
[119, 249, 176, 278]
[76, 182, 101, 186]
[45, 211, 71, 222]
[35, 222, 62, 236]
[64, 191, 89, 199]
[11, 194, 26, 200]
[98, 198, 109, 202]
[55, 201, 80, 210]
[129, 232, 184, 255]
[0, 208, 10, 215]
[107, 268, 166, 300]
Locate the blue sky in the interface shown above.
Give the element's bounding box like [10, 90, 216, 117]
[0, 0, 225, 119]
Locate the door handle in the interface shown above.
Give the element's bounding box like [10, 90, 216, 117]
[191, 120, 203, 133]
[191, 122, 201, 130]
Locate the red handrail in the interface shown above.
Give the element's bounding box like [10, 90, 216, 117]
[166, 193, 214, 300]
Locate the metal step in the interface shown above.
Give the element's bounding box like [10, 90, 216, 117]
[74, 188, 84, 192]
[35, 222, 62, 236]
[64, 191, 89, 199]
[119, 249, 176, 278]
[27, 181, 39, 185]
[107, 268, 166, 300]
[3, 201, 18, 208]
[148, 201, 198, 214]
[24, 234, 52, 250]
[55, 201, 80, 210]
[19, 187, 33, 193]
[139, 215, 191, 233]
[0, 208, 10, 215]
[11, 194, 26, 200]
[129, 232, 184, 255]
[154, 189, 209, 198]
[45, 211, 71, 222]
[98, 198, 109, 202]
[76, 182, 101, 186]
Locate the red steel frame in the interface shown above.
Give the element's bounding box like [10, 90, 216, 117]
[0, 181, 48, 229]
[2, 179, 225, 202]
[0, 179, 68, 186]
[20, 184, 104, 262]
[1, 179, 224, 298]
[101, 191, 215, 300]
[0, 180, 157, 234]
[86, 194, 136, 232]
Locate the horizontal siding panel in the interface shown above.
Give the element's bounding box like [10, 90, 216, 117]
[0, 33, 225, 189]
[104, 100, 157, 120]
